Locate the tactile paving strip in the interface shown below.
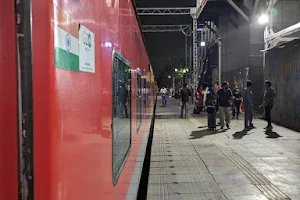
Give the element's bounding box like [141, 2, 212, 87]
[189, 118, 291, 200]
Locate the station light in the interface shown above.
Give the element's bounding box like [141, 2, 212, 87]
[258, 14, 269, 25]
[104, 42, 112, 47]
[175, 68, 178, 72]
[168, 75, 171, 78]
[200, 41, 206, 47]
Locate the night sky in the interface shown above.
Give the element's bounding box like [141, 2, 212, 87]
[135, 0, 234, 86]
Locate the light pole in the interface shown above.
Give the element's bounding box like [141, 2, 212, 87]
[218, 38, 222, 86]
[172, 77, 175, 96]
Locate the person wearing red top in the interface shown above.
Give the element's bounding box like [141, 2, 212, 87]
[215, 81, 220, 94]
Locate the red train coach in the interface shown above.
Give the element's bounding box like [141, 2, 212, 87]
[0, 0, 156, 199]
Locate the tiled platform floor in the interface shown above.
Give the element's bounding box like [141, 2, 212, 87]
[147, 98, 300, 200]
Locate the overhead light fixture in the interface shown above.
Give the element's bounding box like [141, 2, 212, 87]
[168, 75, 171, 78]
[175, 68, 178, 72]
[258, 14, 269, 25]
[200, 41, 206, 47]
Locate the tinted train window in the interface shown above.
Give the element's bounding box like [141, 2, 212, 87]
[143, 78, 147, 115]
[136, 73, 142, 131]
[147, 81, 151, 107]
[112, 51, 131, 185]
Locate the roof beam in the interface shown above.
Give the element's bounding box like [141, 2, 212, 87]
[266, 22, 300, 42]
[141, 25, 191, 33]
[226, 0, 249, 22]
[137, 7, 192, 15]
[137, 0, 209, 18]
[194, 0, 209, 19]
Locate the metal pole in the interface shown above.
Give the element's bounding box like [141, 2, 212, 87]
[218, 38, 222, 86]
[192, 18, 198, 102]
[172, 77, 175, 96]
[189, 39, 192, 73]
[185, 35, 188, 68]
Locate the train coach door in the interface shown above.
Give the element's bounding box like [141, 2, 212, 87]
[143, 78, 147, 116]
[15, 0, 35, 199]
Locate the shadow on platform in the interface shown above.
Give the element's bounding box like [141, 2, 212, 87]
[233, 130, 251, 139]
[189, 129, 225, 139]
[265, 129, 282, 139]
[155, 115, 182, 119]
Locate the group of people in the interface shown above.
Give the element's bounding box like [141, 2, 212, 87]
[179, 80, 276, 131]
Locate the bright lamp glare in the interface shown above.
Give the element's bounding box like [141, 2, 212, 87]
[168, 75, 171, 78]
[258, 14, 269, 25]
[175, 68, 178, 72]
[104, 42, 112, 47]
[200, 41, 206, 47]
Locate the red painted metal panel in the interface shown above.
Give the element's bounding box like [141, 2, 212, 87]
[0, 1, 18, 199]
[31, 0, 152, 200]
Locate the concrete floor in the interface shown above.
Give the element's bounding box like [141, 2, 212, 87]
[147, 98, 300, 200]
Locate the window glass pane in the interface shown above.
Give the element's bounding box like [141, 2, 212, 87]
[143, 79, 147, 115]
[136, 74, 142, 131]
[112, 54, 131, 184]
[147, 82, 151, 107]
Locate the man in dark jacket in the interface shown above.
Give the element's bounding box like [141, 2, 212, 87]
[180, 83, 191, 118]
[206, 85, 216, 130]
[217, 81, 233, 129]
[243, 80, 254, 129]
[261, 80, 276, 129]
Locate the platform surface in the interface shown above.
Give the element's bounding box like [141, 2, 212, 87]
[147, 98, 300, 200]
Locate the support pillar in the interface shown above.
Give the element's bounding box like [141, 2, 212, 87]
[192, 18, 198, 101]
[172, 77, 175, 96]
[218, 38, 222, 86]
[185, 35, 188, 68]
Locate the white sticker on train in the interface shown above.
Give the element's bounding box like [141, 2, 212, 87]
[79, 25, 95, 73]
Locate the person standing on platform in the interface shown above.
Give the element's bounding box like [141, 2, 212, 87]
[180, 83, 191, 119]
[206, 85, 216, 130]
[243, 80, 254, 129]
[217, 81, 233, 129]
[232, 84, 242, 119]
[118, 83, 129, 118]
[261, 80, 276, 129]
[215, 81, 220, 112]
[160, 86, 167, 107]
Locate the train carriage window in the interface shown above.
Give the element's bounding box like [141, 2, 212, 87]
[147, 81, 151, 107]
[136, 73, 142, 131]
[143, 78, 147, 115]
[112, 50, 131, 185]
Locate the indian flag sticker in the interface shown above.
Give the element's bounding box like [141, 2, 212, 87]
[65, 34, 71, 51]
[54, 25, 79, 71]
